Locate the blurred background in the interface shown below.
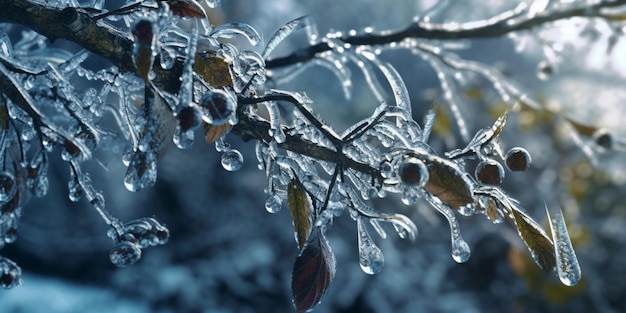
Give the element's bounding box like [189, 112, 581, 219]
[1, 0, 626, 312]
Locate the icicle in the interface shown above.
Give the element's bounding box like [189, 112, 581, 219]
[312, 55, 352, 100]
[546, 205, 581, 286]
[357, 216, 384, 274]
[124, 149, 157, 192]
[0, 256, 22, 289]
[204, 0, 220, 8]
[264, 102, 286, 143]
[362, 52, 412, 119]
[430, 198, 471, 263]
[347, 50, 386, 103]
[262, 16, 314, 59]
[265, 193, 282, 213]
[0, 31, 14, 57]
[209, 23, 261, 46]
[421, 102, 438, 142]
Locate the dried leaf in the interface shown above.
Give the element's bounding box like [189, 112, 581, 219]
[424, 159, 475, 210]
[194, 51, 232, 88]
[292, 227, 335, 313]
[167, 1, 206, 18]
[204, 123, 231, 144]
[131, 20, 155, 83]
[511, 208, 556, 272]
[288, 176, 312, 249]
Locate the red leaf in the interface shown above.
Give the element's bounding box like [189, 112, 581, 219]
[292, 227, 335, 313]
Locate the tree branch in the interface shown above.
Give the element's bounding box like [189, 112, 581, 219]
[265, 0, 626, 69]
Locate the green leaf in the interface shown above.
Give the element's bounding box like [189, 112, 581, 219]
[288, 176, 312, 250]
[511, 208, 556, 272]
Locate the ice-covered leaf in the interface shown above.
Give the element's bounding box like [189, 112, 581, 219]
[511, 208, 556, 272]
[194, 51, 233, 87]
[423, 158, 475, 211]
[291, 226, 335, 313]
[288, 176, 312, 250]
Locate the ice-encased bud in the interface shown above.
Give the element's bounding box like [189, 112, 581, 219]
[505, 147, 532, 171]
[475, 159, 505, 185]
[398, 157, 429, 187]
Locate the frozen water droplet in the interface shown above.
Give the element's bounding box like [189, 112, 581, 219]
[0, 257, 22, 289]
[124, 150, 157, 192]
[451, 237, 471, 263]
[546, 205, 581, 286]
[159, 48, 176, 70]
[221, 149, 243, 171]
[173, 126, 194, 149]
[398, 157, 429, 187]
[199, 89, 236, 126]
[110, 241, 142, 267]
[0, 171, 16, 203]
[433, 202, 471, 263]
[357, 217, 384, 275]
[205, 0, 220, 8]
[537, 61, 552, 81]
[380, 161, 393, 178]
[265, 193, 282, 213]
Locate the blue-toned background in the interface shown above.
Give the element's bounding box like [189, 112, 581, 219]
[1, 0, 625, 312]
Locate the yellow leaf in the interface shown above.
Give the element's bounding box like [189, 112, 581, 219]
[511, 209, 556, 272]
[288, 176, 312, 250]
[194, 51, 232, 88]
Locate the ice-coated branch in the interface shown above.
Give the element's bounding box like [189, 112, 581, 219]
[265, 0, 626, 69]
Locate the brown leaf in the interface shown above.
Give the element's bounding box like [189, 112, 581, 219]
[292, 227, 335, 313]
[168, 1, 206, 18]
[511, 208, 556, 272]
[203, 123, 230, 144]
[131, 20, 155, 83]
[424, 159, 475, 210]
[194, 51, 232, 88]
[288, 176, 312, 250]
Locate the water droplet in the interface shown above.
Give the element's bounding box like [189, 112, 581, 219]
[505, 147, 532, 171]
[546, 205, 581, 286]
[0, 257, 22, 289]
[357, 217, 384, 275]
[0, 171, 16, 203]
[475, 159, 505, 185]
[173, 126, 194, 149]
[110, 241, 142, 267]
[380, 161, 393, 178]
[221, 149, 243, 171]
[398, 157, 429, 187]
[537, 61, 552, 81]
[264, 193, 282, 213]
[124, 150, 157, 192]
[199, 89, 236, 125]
